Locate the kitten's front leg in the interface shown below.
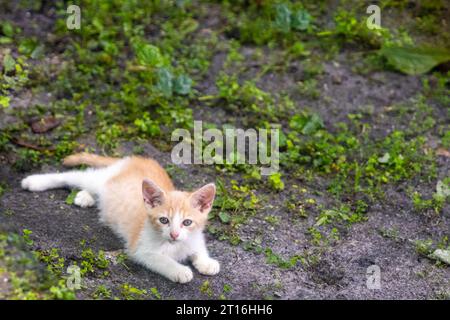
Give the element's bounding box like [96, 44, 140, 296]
[192, 253, 220, 276]
[190, 237, 220, 276]
[133, 251, 193, 284]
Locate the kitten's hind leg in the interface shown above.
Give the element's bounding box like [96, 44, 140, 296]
[21, 169, 101, 194]
[22, 159, 125, 195]
[74, 190, 95, 208]
[21, 173, 66, 192]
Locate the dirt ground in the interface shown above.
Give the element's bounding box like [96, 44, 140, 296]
[1, 137, 449, 300]
[0, 1, 449, 299]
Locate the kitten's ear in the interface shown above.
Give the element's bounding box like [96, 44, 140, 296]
[142, 179, 165, 208]
[190, 183, 216, 213]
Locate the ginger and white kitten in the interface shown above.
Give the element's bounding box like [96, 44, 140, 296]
[21, 153, 219, 283]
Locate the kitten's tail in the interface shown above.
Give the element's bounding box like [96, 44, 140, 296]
[63, 152, 119, 168]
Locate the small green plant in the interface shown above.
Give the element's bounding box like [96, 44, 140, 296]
[412, 179, 449, 213]
[441, 130, 450, 148]
[268, 172, 285, 191]
[412, 191, 446, 213]
[120, 283, 147, 300]
[315, 202, 367, 227]
[35, 248, 65, 276]
[96, 123, 123, 151]
[264, 215, 280, 226]
[13, 149, 42, 171]
[307, 227, 323, 246]
[150, 287, 161, 300]
[264, 248, 300, 269]
[0, 231, 75, 299]
[54, 140, 78, 160]
[414, 239, 434, 256]
[92, 285, 112, 299]
[116, 252, 130, 270]
[200, 280, 213, 297]
[219, 283, 232, 300]
[79, 248, 110, 276]
[379, 228, 401, 241]
[22, 229, 33, 246]
[134, 113, 161, 137]
[210, 179, 260, 245]
[297, 79, 320, 99]
[0, 182, 6, 198]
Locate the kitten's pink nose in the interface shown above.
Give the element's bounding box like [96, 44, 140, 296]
[170, 231, 179, 240]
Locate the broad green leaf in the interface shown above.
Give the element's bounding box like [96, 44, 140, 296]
[289, 114, 308, 131]
[274, 4, 291, 33]
[380, 45, 450, 75]
[268, 172, 285, 191]
[173, 75, 192, 95]
[302, 114, 324, 135]
[18, 38, 38, 56]
[0, 95, 10, 108]
[2, 22, 14, 37]
[219, 211, 230, 224]
[179, 18, 199, 36]
[66, 189, 79, 205]
[0, 37, 12, 44]
[315, 215, 328, 226]
[31, 44, 45, 59]
[135, 43, 163, 67]
[289, 113, 324, 135]
[291, 10, 311, 31]
[3, 54, 15, 73]
[156, 68, 173, 97]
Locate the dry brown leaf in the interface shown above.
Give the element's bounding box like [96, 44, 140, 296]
[31, 116, 61, 133]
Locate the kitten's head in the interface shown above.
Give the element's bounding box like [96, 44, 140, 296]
[142, 179, 216, 242]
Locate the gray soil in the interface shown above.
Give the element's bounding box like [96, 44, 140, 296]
[1, 59, 449, 298]
[0, 3, 449, 300]
[1, 149, 449, 300]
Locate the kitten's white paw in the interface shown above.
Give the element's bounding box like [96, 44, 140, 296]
[21, 175, 52, 192]
[74, 190, 95, 208]
[193, 257, 220, 276]
[170, 266, 193, 284]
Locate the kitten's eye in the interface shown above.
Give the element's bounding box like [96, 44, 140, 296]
[159, 217, 169, 224]
[182, 219, 192, 226]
